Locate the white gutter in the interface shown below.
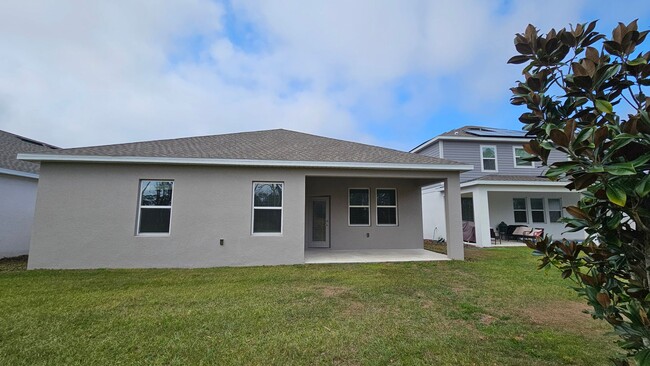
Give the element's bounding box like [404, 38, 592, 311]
[460, 179, 568, 188]
[17, 153, 474, 172]
[411, 135, 529, 153]
[0, 167, 39, 179]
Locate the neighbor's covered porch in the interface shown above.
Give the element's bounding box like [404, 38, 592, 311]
[461, 181, 584, 247]
[303, 170, 464, 262]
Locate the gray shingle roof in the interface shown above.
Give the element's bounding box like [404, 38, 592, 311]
[0, 130, 58, 174]
[438, 125, 529, 138]
[27, 129, 465, 166]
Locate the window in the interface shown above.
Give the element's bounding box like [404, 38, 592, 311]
[137, 180, 173, 234]
[513, 198, 527, 223]
[252, 182, 283, 234]
[376, 188, 398, 226]
[530, 198, 545, 223]
[349, 188, 370, 226]
[481, 145, 498, 171]
[513, 147, 534, 168]
[548, 198, 563, 222]
[461, 197, 474, 222]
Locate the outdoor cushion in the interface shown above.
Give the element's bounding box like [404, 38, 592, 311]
[511, 226, 532, 236]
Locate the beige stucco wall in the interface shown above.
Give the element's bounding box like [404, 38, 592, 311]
[305, 177, 424, 250]
[0, 174, 38, 258]
[28, 163, 307, 269]
[28, 162, 464, 268]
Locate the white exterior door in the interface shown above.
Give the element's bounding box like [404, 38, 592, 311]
[308, 197, 330, 248]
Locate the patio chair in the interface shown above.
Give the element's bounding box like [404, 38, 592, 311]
[490, 228, 501, 244]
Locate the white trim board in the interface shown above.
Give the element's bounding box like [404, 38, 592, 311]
[17, 153, 473, 172]
[0, 168, 39, 179]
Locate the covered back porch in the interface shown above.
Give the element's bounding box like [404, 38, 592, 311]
[462, 180, 584, 247]
[303, 169, 464, 262]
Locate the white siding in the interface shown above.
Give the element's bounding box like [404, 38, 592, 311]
[0, 174, 38, 257]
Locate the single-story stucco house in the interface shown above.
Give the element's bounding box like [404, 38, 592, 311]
[18, 129, 471, 269]
[0, 130, 58, 258]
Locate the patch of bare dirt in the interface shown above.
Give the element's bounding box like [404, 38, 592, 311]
[421, 300, 434, 309]
[319, 286, 350, 297]
[342, 301, 365, 316]
[479, 314, 498, 326]
[520, 300, 593, 331]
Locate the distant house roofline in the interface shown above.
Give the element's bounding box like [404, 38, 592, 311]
[410, 125, 531, 153]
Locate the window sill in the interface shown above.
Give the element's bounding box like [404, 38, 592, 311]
[136, 233, 171, 237]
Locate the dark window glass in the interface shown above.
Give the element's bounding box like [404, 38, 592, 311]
[377, 207, 397, 225]
[513, 198, 526, 210]
[483, 159, 496, 171]
[312, 200, 327, 241]
[377, 189, 396, 206]
[532, 211, 545, 223]
[461, 197, 474, 221]
[515, 148, 533, 167]
[549, 211, 562, 222]
[349, 207, 369, 225]
[349, 189, 369, 206]
[140, 181, 173, 206]
[482, 147, 496, 158]
[253, 209, 282, 233]
[548, 199, 562, 222]
[139, 208, 171, 233]
[514, 211, 527, 223]
[530, 198, 544, 210]
[254, 183, 282, 207]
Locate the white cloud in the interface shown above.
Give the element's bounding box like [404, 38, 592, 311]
[0, 0, 636, 150]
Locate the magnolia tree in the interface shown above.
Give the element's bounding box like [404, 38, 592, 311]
[508, 20, 650, 364]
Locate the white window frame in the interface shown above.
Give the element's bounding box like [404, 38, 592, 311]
[480, 145, 498, 172]
[136, 179, 174, 237]
[251, 182, 284, 236]
[513, 197, 527, 223]
[530, 198, 546, 223]
[348, 188, 370, 226]
[513, 146, 535, 168]
[376, 188, 398, 226]
[548, 198, 563, 223]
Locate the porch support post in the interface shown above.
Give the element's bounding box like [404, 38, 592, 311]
[444, 173, 464, 260]
[471, 187, 491, 247]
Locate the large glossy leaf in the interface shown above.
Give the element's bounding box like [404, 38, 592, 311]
[566, 205, 591, 220]
[604, 162, 636, 175]
[595, 99, 613, 114]
[606, 185, 627, 206]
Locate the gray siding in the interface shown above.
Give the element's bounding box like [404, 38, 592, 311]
[437, 140, 566, 182]
[418, 141, 439, 158]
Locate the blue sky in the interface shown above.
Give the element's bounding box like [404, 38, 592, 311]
[0, 1, 649, 151]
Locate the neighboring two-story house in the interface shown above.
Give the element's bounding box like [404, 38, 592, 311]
[411, 125, 584, 247]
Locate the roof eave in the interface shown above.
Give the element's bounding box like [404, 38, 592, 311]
[18, 153, 474, 172]
[411, 135, 530, 153]
[0, 167, 39, 179]
[460, 179, 569, 188]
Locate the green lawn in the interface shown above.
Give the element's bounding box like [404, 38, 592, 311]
[0, 248, 618, 365]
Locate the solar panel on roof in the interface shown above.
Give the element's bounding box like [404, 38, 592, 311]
[465, 127, 527, 138]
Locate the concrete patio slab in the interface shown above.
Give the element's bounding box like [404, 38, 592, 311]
[304, 249, 449, 264]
